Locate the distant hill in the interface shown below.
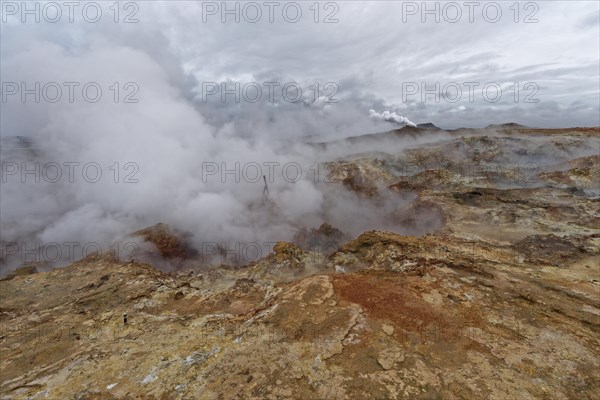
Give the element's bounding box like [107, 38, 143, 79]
[309, 124, 444, 149]
[485, 123, 529, 129]
[416, 123, 442, 130]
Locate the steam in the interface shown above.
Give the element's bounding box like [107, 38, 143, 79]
[0, 15, 443, 273]
[369, 110, 417, 128]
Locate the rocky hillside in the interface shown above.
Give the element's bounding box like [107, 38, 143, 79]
[1, 126, 599, 399]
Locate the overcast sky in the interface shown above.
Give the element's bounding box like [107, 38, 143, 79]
[2, 1, 599, 137]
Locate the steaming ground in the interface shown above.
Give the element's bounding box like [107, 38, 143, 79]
[0, 127, 448, 272]
[2, 126, 599, 399]
[3, 123, 599, 273]
[2, 3, 598, 273]
[1, 3, 599, 398]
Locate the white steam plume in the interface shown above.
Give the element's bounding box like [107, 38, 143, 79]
[369, 110, 417, 127]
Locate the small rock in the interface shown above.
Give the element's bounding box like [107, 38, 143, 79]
[377, 349, 405, 370]
[141, 371, 157, 384]
[382, 324, 394, 336]
[183, 346, 220, 366]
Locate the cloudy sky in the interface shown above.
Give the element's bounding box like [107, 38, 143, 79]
[2, 1, 599, 136]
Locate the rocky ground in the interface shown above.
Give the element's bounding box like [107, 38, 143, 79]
[1, 125, 599, 399]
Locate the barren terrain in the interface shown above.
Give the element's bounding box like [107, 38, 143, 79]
[1, 125, 599, 399]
